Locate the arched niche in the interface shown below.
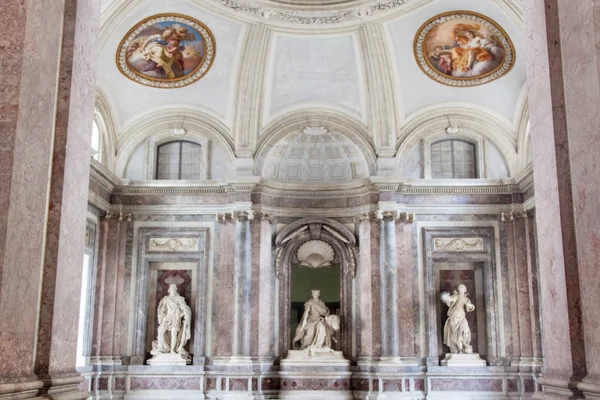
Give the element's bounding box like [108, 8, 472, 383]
[275, 218, 356, 358]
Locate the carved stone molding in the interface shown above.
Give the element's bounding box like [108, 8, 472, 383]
[148, 238, 200, 252]
[275, 218, 356, 279]
[211, 0, 415, 25]
[297, 240, 335, 268]
[433, 238, 485, 252]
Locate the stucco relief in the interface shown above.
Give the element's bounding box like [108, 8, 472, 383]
[434, 238, 484, 252]
[149, 238, 200, 252]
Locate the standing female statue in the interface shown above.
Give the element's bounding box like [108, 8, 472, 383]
[441, 284, 475, 354]
[292, 290, 339, 351]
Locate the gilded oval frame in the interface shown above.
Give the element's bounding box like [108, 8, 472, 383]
[116, 13, 216, 89]
[413, 11, 516, 87]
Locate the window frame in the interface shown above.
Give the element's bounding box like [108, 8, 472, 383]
[423, 136, 485, 179]
[154, 139, 206, 180]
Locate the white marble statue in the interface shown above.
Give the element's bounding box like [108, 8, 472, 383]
[441, 284, 475, 354]
[150, 284, 192, 361]
[292, 290, 340, 353]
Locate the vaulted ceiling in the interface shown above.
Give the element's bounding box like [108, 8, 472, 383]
[97, 0, 529, 181]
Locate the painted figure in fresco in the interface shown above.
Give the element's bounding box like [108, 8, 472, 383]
[440, 284, 475, 354]
[452, 29, 493, 72]
[135, 27, 191, 79]
[429, 45, 453, 75]
[151, 284, 192, 358]
[126, 24, 202, 80]
[425, 21, 507, 79]
[292, 290, 339, 351]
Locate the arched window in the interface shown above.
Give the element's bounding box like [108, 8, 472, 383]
[91, 120, 102, 161]
[431, 139, 477, 179]
[156, 141, 202, 180]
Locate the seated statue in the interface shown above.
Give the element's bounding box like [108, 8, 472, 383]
[151, 284, 192, 360]
[441, 284, 475, 354]
[292, 290, 340, 353]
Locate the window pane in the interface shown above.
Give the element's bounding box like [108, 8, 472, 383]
[157, 141, 201, 180]
[431, 140, 476, 179]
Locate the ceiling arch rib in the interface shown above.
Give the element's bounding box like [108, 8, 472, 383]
[232, 24, 270, 157]
[358, 22, 401, 156]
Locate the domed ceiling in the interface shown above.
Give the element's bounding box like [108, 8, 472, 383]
[262, 127, 369, 183]
[98, 0, 529, 181]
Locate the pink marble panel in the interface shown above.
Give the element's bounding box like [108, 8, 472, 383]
[214, 221, 235, 356]
[369, 220, 382, 356]
[130, 378, 201, 390]
[382, 380, 402, 391]
[206, 377, 217, 390]
[280, 378, 350, 391]
[357, 220, 373, 357]
[114, 377, 126, 391]
[230, 378, 247, 391]
[523, 0, 586, 379]
[414, 379, 424, 391]
[397, 223, 415, 357]
[507, 378, 518, 392]
[430, 379, 502, 391]
[250, 220, 261, 356]
[0, 0, 69, 382]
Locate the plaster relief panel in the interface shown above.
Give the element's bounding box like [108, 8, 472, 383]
[267, 34, 362, 117]
[149, 238, 200, 252]
[434, 238, 484, 252]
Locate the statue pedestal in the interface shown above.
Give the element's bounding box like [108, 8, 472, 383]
[441, 353, 486, 367]
[147, 353, 191, 366]
[279, 350, 352, 399]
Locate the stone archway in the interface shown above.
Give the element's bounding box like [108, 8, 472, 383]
[275, 218, 356, 358]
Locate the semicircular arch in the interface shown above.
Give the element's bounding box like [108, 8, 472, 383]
[115, 106, 235, 178]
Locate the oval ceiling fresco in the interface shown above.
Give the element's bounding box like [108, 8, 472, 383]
[414, 11, 515, 87]
[116, 13, 216, 88]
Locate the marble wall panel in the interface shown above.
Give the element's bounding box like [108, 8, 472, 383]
[129, 377, 201, 390]
[397, 222, 415, 358]
[430, 378, 503, 391]
[370, 220, 382, 357]
[214, 221, 235, 356]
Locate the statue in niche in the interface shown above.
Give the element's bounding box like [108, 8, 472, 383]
[150, 284, 192, 360]
[441, 284, 475, 354]
[292, 290, 340, 354]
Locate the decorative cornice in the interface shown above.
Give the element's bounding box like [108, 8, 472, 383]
[210, 0, 417, 25]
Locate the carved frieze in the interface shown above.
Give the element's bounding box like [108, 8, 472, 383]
[433, 238, 484, 252]
[149, 238, 200, 252]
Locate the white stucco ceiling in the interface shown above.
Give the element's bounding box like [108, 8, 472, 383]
[98, 0, 529, 179]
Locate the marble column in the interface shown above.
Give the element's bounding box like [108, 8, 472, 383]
[232, 211, 253, 359]
[524, 0, 600, 397]
[378, 211, 400, 359]
[357, 217, 375, 359]
[504, 213, 542, 368]
[257, 216, 277, 359]
[396, 221, 416, 361]
[91, 217, 128, 366]
[0, 0, 99, 398]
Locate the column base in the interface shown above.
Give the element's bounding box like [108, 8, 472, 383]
[378, 357, 419, 367]
[37, 375, 89, 400]
[578, 378, 600, 400]
[0, 379, 43, 399]
[533, 375, 583, 399]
